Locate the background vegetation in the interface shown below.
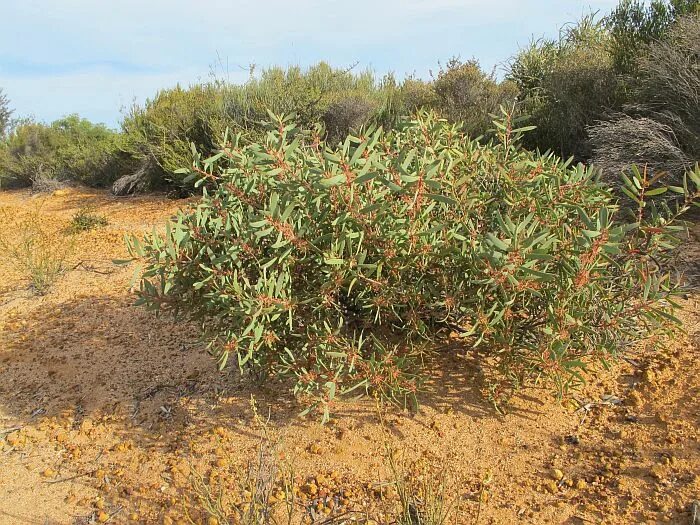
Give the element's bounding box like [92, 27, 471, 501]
[1, 0, 698, 194]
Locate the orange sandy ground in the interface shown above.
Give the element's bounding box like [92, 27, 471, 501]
[0, 188, 698, 525]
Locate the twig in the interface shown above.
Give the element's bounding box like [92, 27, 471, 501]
[0, 426, 21, 436]
[44, 472, 88, 484]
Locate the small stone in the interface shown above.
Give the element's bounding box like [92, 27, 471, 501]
[628, 391, 643, 407]
[41, 468, 56, 478]
[575, 479, 587, 490]
[544, 480, 558, 494]
[303, 482, 318, 496]
[551, 469, 564, 481]
[97, 511, 109, 523]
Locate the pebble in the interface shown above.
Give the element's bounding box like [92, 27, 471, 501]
[544, 480, 558, 494]
[551, 468, 564, 481]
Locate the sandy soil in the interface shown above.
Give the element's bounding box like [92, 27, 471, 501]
[0, 188, 698, 525]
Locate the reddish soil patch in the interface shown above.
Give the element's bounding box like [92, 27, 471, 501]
[0, 188, 698, 524]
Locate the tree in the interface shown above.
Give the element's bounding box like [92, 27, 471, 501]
[605, 0, 700, 75]
[0, 88, 12, 138]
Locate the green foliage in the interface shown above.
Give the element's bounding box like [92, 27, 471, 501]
[605, 0, 700, 75]
[590, 14, 700, 182]
[0, 115, 126, 188]
[127, 111, 695, 418]
[121, 83, 228, 189]
[509, 15, 623, 160]
[432, 59, 517, 139]
[121, 63, 406, 191]
[68, 207, 109, 233]
[0, 88, 12, 139]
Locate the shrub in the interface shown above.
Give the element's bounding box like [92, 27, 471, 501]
[509, 15, 623, 160]
[121, 64, 403, 192]
[431, 59, 517, 138]
[126, 110, 695, 419]
[398, 77, 438, 115]
[0, 88, 12, 139]
[590, 14, 700, 183]
[0, 115, 126, 188]
[605, 0, 700, 75]
[68, 207, 109, 233]
[589, 116, 692, 183]
[120, 84, 226, 192]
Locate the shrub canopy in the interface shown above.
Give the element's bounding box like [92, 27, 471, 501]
[590, 14, 700, 182]
[0, 115, 126, 188]
[509, 15, 623, 160]
[128, 111, 696, 418]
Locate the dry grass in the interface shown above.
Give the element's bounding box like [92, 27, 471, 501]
[0, 202, 74, 294]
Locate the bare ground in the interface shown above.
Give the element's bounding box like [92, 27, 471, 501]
[0, 188, 698, 524]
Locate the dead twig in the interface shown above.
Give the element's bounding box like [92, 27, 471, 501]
[44, 472, 88, 484]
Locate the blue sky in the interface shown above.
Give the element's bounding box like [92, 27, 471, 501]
[0, 0, 618, 128]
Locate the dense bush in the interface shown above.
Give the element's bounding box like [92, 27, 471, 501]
[590, 14, 700, 182]
[120, 63, 407, 191]
[605, 0, 700, 75]
[126, 111, 696, 418]
[509, 16, 623, 160]
[121, 84, 227, 192]
[0, 115, 126, 188]
[431, 59, 517, 138]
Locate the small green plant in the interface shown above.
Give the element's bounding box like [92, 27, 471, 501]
[126, 109, 697, 419]
[69, 207, 108, 233]
[0, 205, 75, 294]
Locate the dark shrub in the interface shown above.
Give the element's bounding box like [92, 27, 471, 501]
[322, 96, 377, 145]
[509, 16, 623, 160]
[590, 15, 700, 183]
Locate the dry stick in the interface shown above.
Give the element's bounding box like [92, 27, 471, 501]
[0, 426, 21, 436]
[44, 472, 88, 484]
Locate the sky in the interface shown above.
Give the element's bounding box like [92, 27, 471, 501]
[0, 0, 619, 128]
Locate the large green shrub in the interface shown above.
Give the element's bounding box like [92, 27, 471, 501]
[126, 111, 696, 418]
[509, 16, 623, 160]
[605, 0, 700, 75]
[121, 63, 404, 191]
[0, 115, 126, 188]
[121, 84, 227, 190]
